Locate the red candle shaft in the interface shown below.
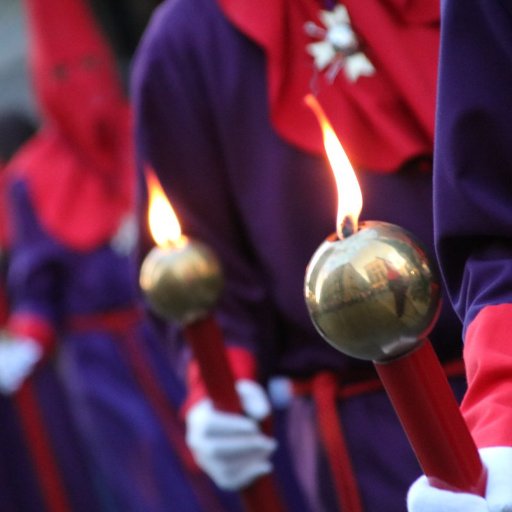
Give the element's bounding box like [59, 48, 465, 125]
[184, 315, 286, 512]
[185, 316, 240, 413]
[374, 339, 486, 496]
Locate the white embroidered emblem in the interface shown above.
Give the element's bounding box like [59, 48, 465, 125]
[305, 5, 375, 83]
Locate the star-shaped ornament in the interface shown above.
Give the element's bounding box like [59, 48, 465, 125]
[305, 5, 375, 83]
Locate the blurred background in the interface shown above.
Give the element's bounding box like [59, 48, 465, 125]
[0, 0, 32, 113]
[0, 0, 161, 116]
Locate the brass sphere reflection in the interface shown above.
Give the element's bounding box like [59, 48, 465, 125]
[304, 221, 441, 361]
[139, 238, 223, 324]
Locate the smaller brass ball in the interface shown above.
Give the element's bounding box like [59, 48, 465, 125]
[139, 239, 223, 324]
[304, 222, 441, 361]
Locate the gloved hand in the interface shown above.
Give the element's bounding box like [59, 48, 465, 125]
[0, 336, 43, 394]
[407, 447, 512, 512]
[185, 379, 277, 490]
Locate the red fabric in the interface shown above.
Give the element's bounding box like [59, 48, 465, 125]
[67, 307, 142, 334]
[293, 372, 383, 399]
[217, 0, 439, 171]
[312, 372, 363, 512]
[16, 383, 72, 512]
[8, 312, 56, 353]
[183, 345, 257, 414]
[292, 358, 465, 399]
[462, 304, 512, 447]
[11, 0, 135, 250]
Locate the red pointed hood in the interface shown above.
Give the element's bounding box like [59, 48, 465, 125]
[13, 0, 135, 251]
[25, 0, 128, 171]
[217, 0, 439, 172]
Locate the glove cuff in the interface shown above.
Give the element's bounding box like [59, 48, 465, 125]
[462, 304, 512, 447]
[183, 346, 257, 414]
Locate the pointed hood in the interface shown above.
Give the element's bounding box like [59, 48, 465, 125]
[10, 0, 135, 251]
[25, 0, 128, 170]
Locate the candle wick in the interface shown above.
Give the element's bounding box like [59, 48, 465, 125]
[160, 235, 188, 250]
[338, 216, 356, 239]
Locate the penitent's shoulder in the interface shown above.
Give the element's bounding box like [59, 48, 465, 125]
[136, 0, 234, 57]
[131, 0, 253, 107]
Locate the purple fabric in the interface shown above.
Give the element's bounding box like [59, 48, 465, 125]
[1, 232, 104, 511]
[24, 365, 107, 512]
[132, 0, 465, 509]
[434, 0, 512, 335]
[279, 379, 466, 512]
[0, 396, 45, 512]
[7, 178, 240, 512]
[133, 0, 462, 378]
[0, 364, 104, 512]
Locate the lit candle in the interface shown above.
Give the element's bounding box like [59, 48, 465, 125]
[139, 170, 286, 512]
[303, 96, 486, 495]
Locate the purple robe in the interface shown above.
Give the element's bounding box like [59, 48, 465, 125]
[434, 0, 512, 449]
[434, 0, 512, 330]
[7, 177, 240, 512]
[132, 0, 465, 510]
[0, 395, 43, 512]
[0, 366, 110, 512]
[1, 235, 106, 512]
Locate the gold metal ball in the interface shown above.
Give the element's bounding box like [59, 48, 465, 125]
[304, 221, 441, 361]
[139, 239, 223, 324]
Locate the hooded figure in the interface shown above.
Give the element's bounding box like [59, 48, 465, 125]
[0, 111, 108, 512]
[16, 0, 134, 252]
[1, 0, 241, 511]
[132, 0, 466, 510]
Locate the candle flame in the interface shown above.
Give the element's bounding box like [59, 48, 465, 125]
[146, 167, 183, 247]
[305, 94, 362, 237]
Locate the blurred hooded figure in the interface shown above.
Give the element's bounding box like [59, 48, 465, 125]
[1, 0, 240, 510]
[0, 111, 107, 512]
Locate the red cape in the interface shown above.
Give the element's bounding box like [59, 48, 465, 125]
[8, 125, 134, 251]
[218, 0, 439, 171]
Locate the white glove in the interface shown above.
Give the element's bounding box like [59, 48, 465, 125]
[407, 447, 512, 512]
[185, 379, 277, 491]
[0, 337, 43, 394]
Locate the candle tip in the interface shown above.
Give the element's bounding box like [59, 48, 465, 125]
[338, 215, 357, 239]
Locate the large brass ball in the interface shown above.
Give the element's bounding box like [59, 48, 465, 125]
[139, 239, 223, 324]
[304, 221, 441, 361]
